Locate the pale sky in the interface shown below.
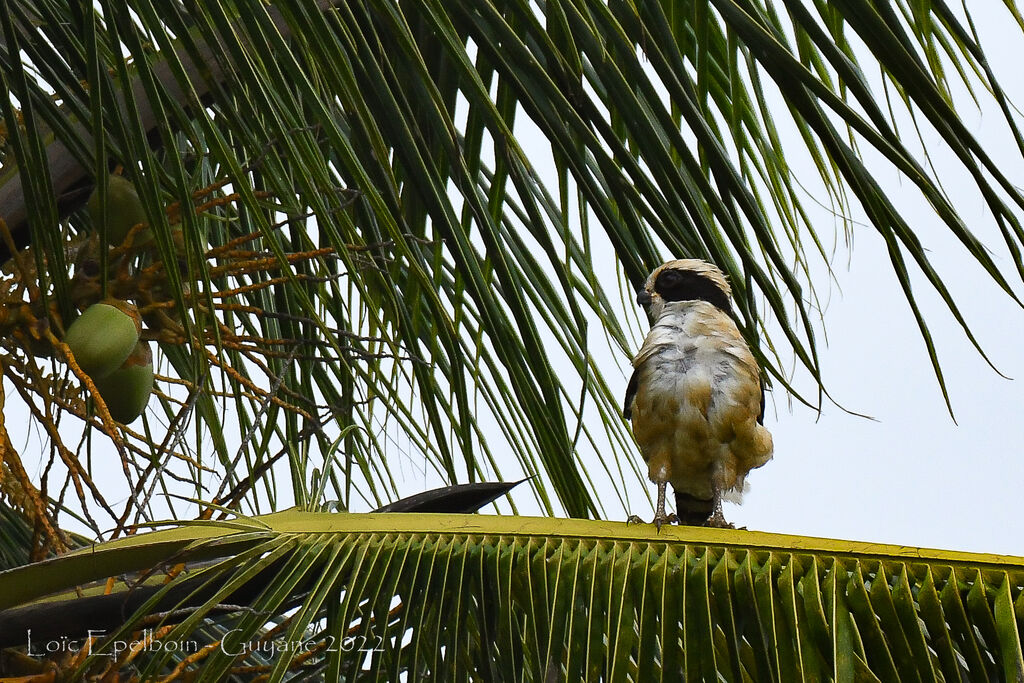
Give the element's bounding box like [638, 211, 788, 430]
[720, 5, 1024, 556]
[508, 3, 1024, 556]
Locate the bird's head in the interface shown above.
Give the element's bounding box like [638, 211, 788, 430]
[637, 259, 733, 321]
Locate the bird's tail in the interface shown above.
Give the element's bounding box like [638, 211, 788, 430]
[674, 491, 714, 526]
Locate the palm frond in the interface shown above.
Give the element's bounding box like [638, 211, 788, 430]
[1, 515, 1022, 681]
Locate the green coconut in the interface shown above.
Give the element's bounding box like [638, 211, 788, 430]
[94, 341, 154, 424]
[64, 299, 142, 378]
[87, 175, 151, 245]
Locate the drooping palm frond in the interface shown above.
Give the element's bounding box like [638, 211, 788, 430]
[1, 516, 1022, 681]
[2, 1, 1023, 540]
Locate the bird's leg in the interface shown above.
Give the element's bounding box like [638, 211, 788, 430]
[704, 484, 734, 529]
[652, 480, 678, 530]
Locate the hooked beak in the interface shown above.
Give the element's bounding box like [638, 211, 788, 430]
[636, 290, 652, 306]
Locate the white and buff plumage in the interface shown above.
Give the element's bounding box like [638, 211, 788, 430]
[623, 259, 773, 528]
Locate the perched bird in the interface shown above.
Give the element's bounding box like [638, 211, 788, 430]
[623, 259, 773, 528]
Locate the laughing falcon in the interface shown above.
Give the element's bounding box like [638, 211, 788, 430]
[623, 259, 772, 528]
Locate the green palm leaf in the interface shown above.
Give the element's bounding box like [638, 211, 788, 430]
[1, 516, 1022, 681]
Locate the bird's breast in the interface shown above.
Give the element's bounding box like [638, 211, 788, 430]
[633, 305, 761, 394]
[628, 303, 772, 495]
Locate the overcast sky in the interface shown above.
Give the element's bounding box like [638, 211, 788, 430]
[713, 5, 1024, 556]
[498, 3, 1024, 557]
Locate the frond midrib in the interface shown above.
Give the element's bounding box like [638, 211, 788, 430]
[68, 511, 1024, 572]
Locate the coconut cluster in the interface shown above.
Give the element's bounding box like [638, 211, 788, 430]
[64, 298, 153, 424]
[63, 175, 158, 424]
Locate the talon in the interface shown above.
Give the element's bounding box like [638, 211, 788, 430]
[704, 511, 734, 529]
[703, 484, 733, 528]
[626, 514, 645, 525]
[652, 512, 677, 531]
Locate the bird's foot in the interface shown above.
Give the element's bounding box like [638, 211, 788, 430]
[704, 511, 734, 529]
[626, 513, 677, 529]
[704, 483, 734, 529]
[649, 481, 677, 530]
[652, 512, 678, 531]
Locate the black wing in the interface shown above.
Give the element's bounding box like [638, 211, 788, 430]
[758, 375, 767, 425]
[622, 369, 639, 420]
